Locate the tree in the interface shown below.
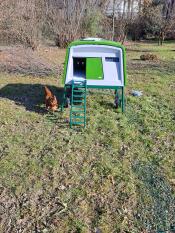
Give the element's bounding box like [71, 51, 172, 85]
[47, 0, 109, 47]
[0, 0, 46, 49]
[140, 0, 175, 44]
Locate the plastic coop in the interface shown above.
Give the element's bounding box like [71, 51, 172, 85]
[62, 38, 127, 127]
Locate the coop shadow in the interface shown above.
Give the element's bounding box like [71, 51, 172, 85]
[99, 100, 115, 110]
[0, 83, 65, 114]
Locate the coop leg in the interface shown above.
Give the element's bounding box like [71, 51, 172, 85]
[122, 87, 125, 113]
[61, 102, 64, 112]
[114, 89, 119, 109]
[61, 86, 67, 112]
[61, 99, 64, 112]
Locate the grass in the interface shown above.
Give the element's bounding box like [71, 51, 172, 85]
[0, 41, 175, 233]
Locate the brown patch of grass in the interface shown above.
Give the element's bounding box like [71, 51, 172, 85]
[140, 53, 158, 61]
[0, 46, 63, 77]
[36, 46, 66, 66]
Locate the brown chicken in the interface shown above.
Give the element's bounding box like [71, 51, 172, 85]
[44, 86, 58, 111]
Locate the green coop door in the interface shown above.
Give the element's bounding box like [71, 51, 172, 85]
[86, 58, 103, 80]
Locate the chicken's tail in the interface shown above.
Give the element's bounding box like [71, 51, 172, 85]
[44, 86, 53, 97]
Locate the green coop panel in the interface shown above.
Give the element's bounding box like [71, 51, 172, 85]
[86, 58, 103, 80]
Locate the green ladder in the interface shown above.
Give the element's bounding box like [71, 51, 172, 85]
[70, 80, 87, 128]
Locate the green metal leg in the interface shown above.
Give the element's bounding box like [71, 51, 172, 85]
[61, 86, 67, 112]
[115, 87, 125, 112]
[122, 87, 125, 113]
[84, 81, 87, 128]
[114, 89, 119, 109]
[61, 103, 64, 112]
[70, 83, 74, 128]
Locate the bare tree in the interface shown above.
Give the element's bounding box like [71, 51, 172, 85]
[158, 0, 175, 44]
[0, 0, 46, 49]
[112, 0, 116, 40]
[1, 0, 174, 48]
[47, 0, 109, 47]
[140, 0, 175, 44]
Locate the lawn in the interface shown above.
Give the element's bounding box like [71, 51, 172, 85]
[0, 41, 175, 233]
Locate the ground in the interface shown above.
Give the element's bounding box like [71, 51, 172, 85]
[0, 41, 175, 233]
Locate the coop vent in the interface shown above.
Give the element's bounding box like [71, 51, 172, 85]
[105, 57, 119, 62]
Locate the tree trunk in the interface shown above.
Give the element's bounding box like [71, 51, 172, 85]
[122, 34, 126, 44]
[138, 0, 142, 13]
[158, 30, 165, 46]
[112, 0, 116, 41]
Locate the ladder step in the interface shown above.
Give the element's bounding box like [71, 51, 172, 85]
[72, 110, 84, 113]
[72, 108, 84, 110]
[73, 85, 86, 87]
[72, 112, 84, 114]
[72, 105, 84, 108]
[73, 95, 84, 98]
[70, 80, 87, 128]
[73, 100, 84, 103]
[72, 116, 85, 119]
[73, 90, 86, 93]
[72, 122, 85, 125]
[72, 115, 84, 118]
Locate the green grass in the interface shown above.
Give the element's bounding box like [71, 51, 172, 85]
[0, 42, 175, 233]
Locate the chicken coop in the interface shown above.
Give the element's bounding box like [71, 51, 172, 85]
[61, 38, 127, 128]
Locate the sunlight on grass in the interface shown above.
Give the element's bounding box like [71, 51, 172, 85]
[0, 42, 175, 232]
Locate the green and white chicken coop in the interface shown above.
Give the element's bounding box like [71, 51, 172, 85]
[61, 38, 127, 128]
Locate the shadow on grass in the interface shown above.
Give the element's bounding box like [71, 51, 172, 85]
[132, 161, 175, 230]
[99, 100, 115, 110]
[0, 83, 65, 114]
[132, 58, 142, 61]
